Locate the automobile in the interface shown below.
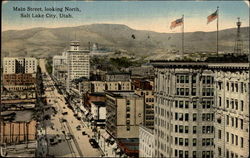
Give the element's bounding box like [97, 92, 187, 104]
[65, 134, 72, 140]
[63, 107, 66, 109]
[76, 125, 81, 131]
[89, 138, 99, 148]
[60, 118, 67, 123]
[62, 112, 68, 115]
[50, 138, 58, 145]
[82, 131, 87, 135]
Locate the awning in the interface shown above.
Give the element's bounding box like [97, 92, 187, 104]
[116, 149, 121, 153]
[102, 132, 110, 140]
[111, 143, 117, 149]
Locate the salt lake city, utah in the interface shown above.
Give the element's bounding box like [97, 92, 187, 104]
[1, 0, 249, 158]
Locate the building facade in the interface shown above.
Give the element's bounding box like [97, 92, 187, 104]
[90, 101, 106, 126]
[105, 91, 144, 139]
[3, 57, 37, 74]
[91, 81, 131, 92]
[211, 63, 249, 158]
[139, 125, 154, 158]
[106, 73, 131, 82]
[152, 61, 215, 158]
[52, 52, 67, 83]
[67, 41, 90, 90]
[0, 110, 37, 144]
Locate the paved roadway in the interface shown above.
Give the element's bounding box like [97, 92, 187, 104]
[39, 59, 102, 157]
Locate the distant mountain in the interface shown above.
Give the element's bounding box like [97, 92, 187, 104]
[2, 24, 249, 59]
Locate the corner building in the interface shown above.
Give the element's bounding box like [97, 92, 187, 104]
[152, 62, 214, 158]
[211, 63, 249, 158]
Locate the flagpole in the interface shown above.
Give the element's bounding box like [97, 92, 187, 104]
[217, 6, 219, 56]
[182, 14, 184, 57]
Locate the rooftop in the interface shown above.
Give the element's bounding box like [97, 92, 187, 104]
[105, 91, 141, 98]
[1, 110, 34, 122]
[89, 92, 106, 97]
[92, 101, 106, 107]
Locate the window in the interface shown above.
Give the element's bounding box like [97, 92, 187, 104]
[179, 150, 183, 158]
[175, 137, 179, 145]
[236, 118, 238, 128]
[235, 99, 238, 110]
[226, 132, 229, 142]
[174, 149, 178, 157]
[226, 99, 229, 108]
[126, 100, 130, 105]
[185, 114, 189, 121]
[218, 147, 222, 156]
[175, 125, 178, 133]
[126, 114, 130, 118]
[202, 139, 206, 146]
[180, 88, 184, 95]
[126, 126, 130, 131]
[240, 137, 243, 148]
[193, 102, 197, 109]
[175, 149, 178, 157]
[226, 115, 229, 125]
[231, 134, 234, 144]
[193, 138, 197, 146]
[231, 82, 234, 92]
[231, 117, 234, 127]
[240, 82, 243, 93]
[218, 130, 221, 139]
[193, 151, 197, 158]
[240, 119, 243, 129]
[179, 125, 183, 133]
[185, 101, 189, 108]
[219, 97, 222, 106]
[192, 88, 196, 96]
[179, 101, 184, 108]
[179, 138, 183, 146]
[193, 126, 197, 134]
[236, 135, 238, 146]
[185, 138, 189, 146]
[240, 101, 244, 111]
[193, 114, 197, 121]
[185, 151, 188, 158]
[185, 126, 189, 133]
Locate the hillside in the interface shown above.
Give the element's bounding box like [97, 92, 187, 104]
[2, 24, 249, 59]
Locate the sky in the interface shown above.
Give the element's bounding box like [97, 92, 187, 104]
[2, 1, 249, 33]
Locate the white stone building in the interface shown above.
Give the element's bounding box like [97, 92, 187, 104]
[211, 63, 249, 158]
[52, 52, 67, 82]
[151, 61, 215, 158]
[139, 125, 154, 157]
[151, 60, 249, 158]
[3, 57, 37, 74]
[66, 41, 90, 90]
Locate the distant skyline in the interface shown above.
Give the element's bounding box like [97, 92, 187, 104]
[2, 1, 249, 33]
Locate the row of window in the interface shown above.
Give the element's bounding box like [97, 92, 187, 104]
[225, 132, 244, 148]
[174, 149, 213, 158]
[222, 82, 247, 93]
[226, 116, 244, 129]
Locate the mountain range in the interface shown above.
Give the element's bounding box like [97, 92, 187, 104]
[2, 24, 249, 59]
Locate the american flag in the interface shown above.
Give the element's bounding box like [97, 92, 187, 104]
[207, 10, 218, 24]
[170, 17, 183, 30]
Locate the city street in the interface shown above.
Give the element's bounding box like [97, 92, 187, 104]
[39, 59, 102, 157]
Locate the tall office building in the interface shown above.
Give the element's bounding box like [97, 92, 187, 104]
[211, 63, 249, 158]
[151, 60, 249, 158]
[151, 61, 215, 158]
[66, 41, 90, 90]
[52, 52, 67, 83]
[3, 57, 37, 74]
